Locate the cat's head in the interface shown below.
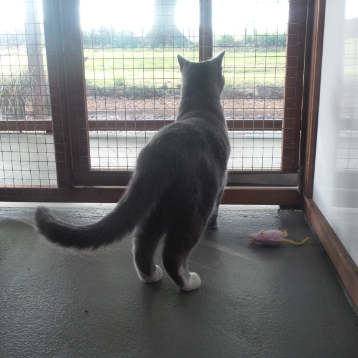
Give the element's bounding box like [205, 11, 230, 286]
[177, 51, 225, 99]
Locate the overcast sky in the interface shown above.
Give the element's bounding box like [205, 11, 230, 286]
[80, 0, 289, 34]
[0, 0, 357, 35]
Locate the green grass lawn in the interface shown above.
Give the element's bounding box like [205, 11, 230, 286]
[0, 47, 287, 89]
[83, 48, 287, 89]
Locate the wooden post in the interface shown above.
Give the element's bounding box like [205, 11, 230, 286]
[42, 0, 74, 189]
[281, 0, 308, 173]
[302, 0, 326, 198]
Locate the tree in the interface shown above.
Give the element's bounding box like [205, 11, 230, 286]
[146, 0, 188, 47]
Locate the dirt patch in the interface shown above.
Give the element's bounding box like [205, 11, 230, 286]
[86, 96, 284, 120]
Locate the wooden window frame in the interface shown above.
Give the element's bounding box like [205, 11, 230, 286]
[0, 0, 308, 206]
[61, 0, 309, 187]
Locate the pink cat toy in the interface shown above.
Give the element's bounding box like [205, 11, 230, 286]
[249, 230, 309, 247]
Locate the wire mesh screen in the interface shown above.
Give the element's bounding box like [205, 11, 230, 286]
[213, 0, 288, 173]
[0, 0, 56, 186]
[0, 0, 306, 198]
[81, 0, 197, 171]
[78, 0, 302, 177]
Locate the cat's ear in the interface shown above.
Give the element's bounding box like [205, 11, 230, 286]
[212, 51, 225, 65]
[177, 54, 189, 72]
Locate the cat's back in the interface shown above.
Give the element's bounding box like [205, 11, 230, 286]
[138, 114, 229, 182]
[153, 113, 228, 152]
[137, 52, 230, 177]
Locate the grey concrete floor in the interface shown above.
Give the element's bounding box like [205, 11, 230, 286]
[1, 205, 358, 358]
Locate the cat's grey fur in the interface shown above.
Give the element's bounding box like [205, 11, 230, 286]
[35, 51, 230, 291]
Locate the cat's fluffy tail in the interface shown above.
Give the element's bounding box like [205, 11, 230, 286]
[35, 174, 163, 249]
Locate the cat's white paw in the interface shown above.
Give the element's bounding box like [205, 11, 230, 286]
[150, 265, 163, 282]
[137, 265, 163, 283]
[180, 270, 201, 291]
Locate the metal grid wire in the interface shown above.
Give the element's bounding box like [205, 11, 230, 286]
[0, 0, 304, 192]
[81, 0, 196, 171]
[337, 15, 358, 172]
[213, 0, 288, 173]
[0, 0, 56, 186]
[80, 0, 297, 174]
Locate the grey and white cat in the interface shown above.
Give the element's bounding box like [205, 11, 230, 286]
[35, 51, 230, 291]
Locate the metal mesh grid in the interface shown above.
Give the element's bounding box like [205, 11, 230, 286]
[0, 0, 305, 196]
[81, 0, 197, 171]
[79, 0, 298, 174]
[0, 0, 56, 187]
[337, 15, 358, 172]
[213, 0, 288, 173]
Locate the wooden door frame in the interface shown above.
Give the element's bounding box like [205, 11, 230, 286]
[64, 0, 309, 186]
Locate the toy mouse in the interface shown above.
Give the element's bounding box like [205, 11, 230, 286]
[249, 230, 309, 247]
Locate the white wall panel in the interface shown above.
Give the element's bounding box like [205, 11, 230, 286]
[314, 0, 358, 265]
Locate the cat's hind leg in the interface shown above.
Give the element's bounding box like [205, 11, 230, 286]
[208, 183, 225, 230]
[133, 210, 165, 283]
[162, 219, 207, 291]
